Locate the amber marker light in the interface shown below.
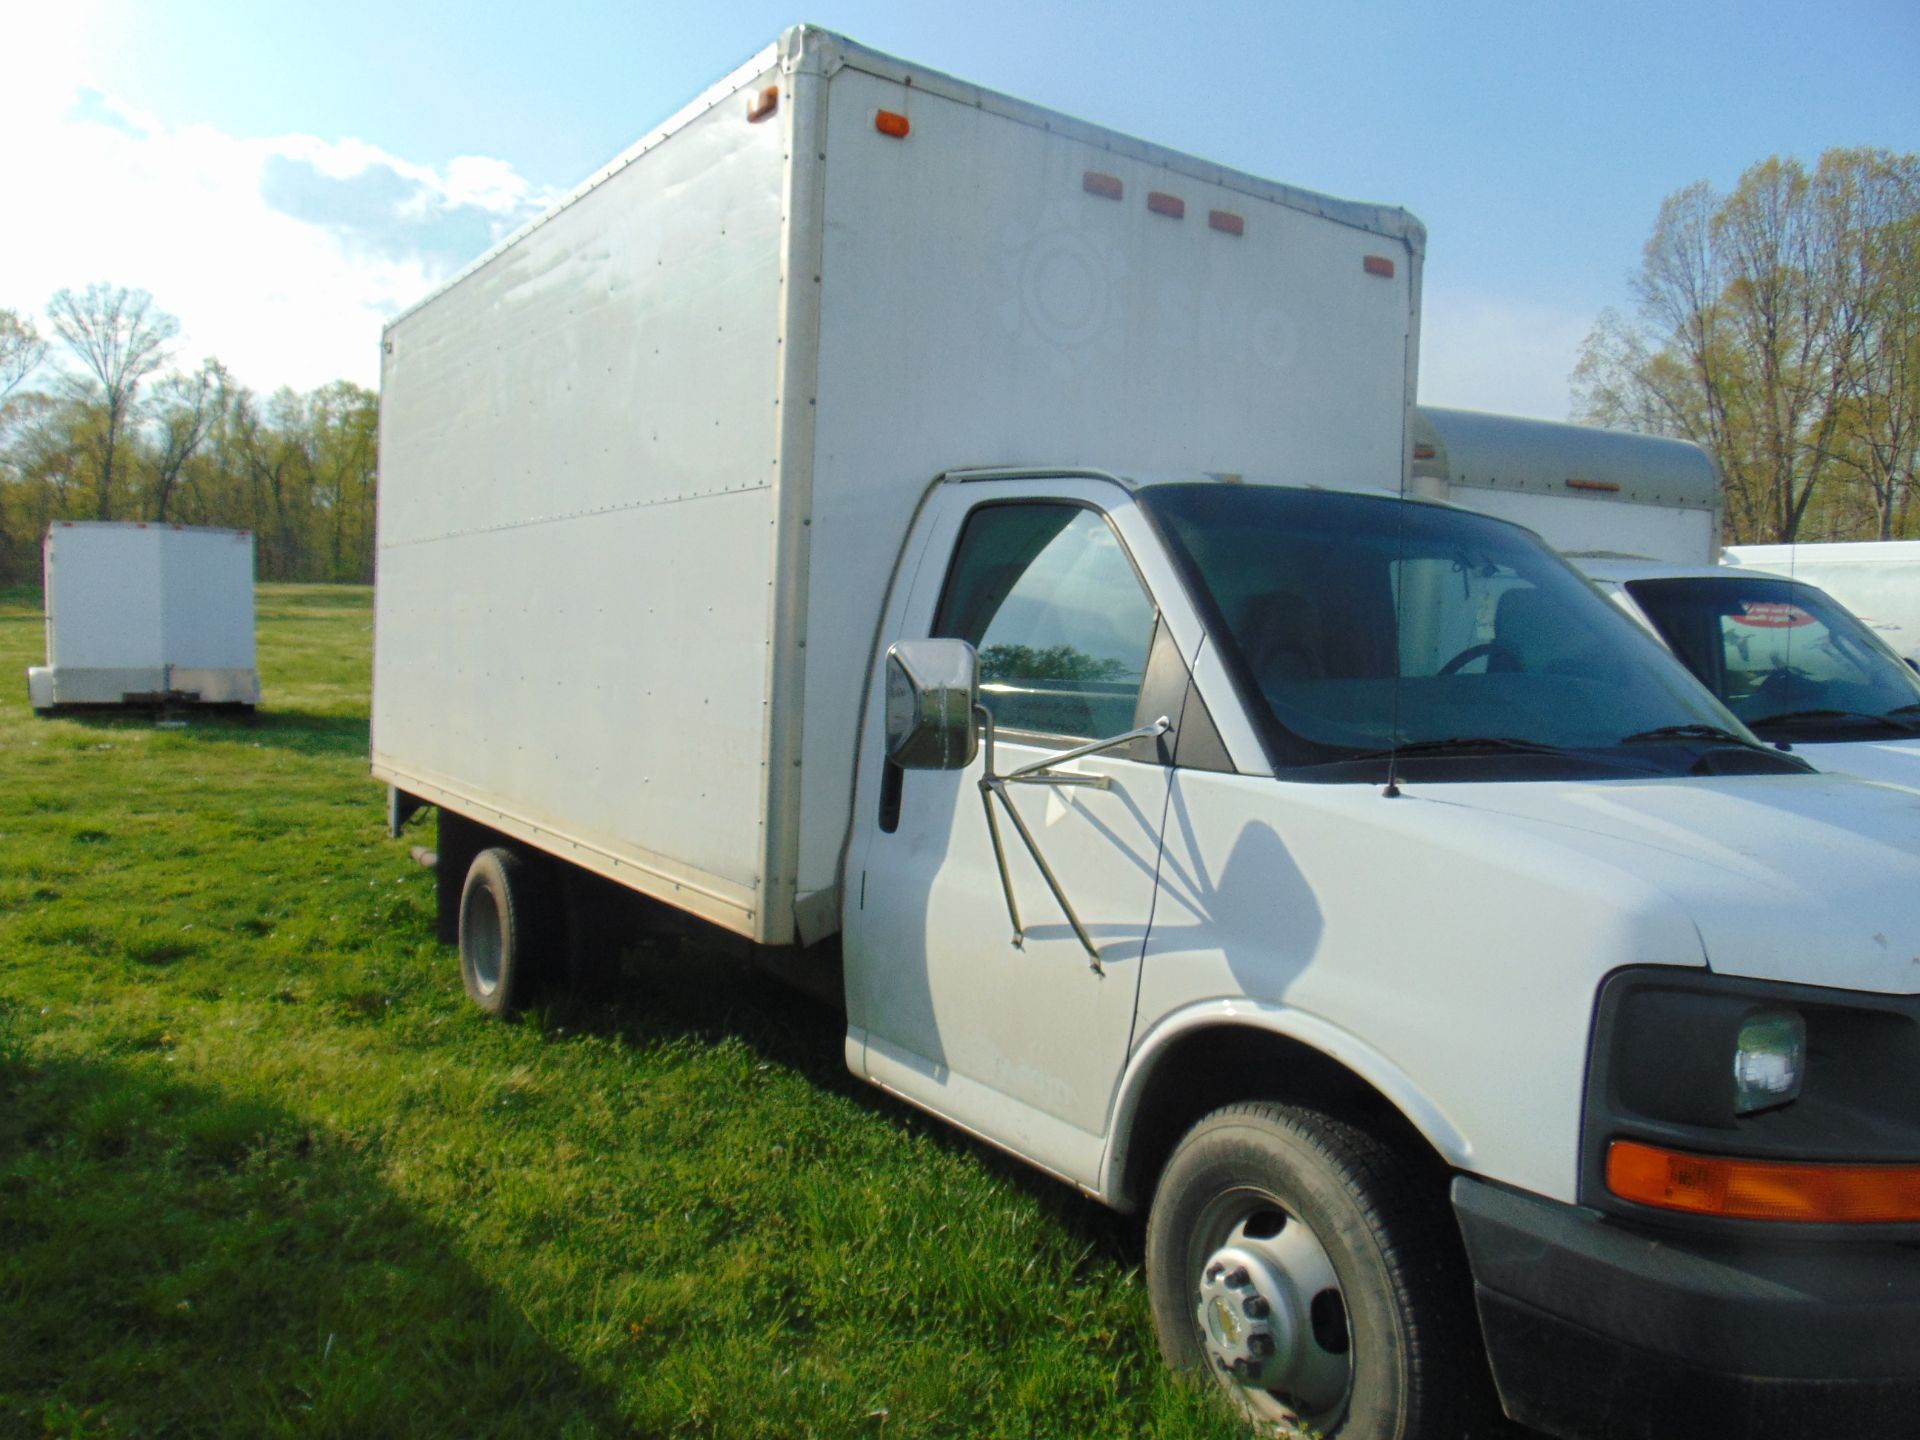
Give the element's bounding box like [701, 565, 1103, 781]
[1565, 477, 1623, 493]
[746, 86, 779, 123]
[1607, 1139, 1920, 1223]
[874, 110, 911, 138]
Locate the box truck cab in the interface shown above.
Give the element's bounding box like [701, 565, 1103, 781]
[845, 466, 1920, 1440]
[372, 31, 1920, 1440]
[1582, 559, 1920, 790]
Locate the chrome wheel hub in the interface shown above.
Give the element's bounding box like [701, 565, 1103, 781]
[1195, 1209, 1351, 1427]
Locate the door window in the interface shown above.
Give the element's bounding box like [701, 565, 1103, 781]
[933, 504, 1156, 740]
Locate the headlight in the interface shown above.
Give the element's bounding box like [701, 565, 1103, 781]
[1733, 1009, 1804, 1115]
[1581, 968, 1920, 1226]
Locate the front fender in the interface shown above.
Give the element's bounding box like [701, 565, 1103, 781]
[1099, 999, 1477, 1208]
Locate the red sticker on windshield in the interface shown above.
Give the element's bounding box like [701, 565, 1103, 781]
[1735, 601, 1814, 629]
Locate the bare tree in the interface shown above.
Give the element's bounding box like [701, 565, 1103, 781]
[46, 283, 180, 520]
[0, 308, 47, 403]
[144, 359, 228, 522]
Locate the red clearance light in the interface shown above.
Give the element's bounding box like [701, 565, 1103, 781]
[1412, 443, 1437, 460]
[1208, 209, 1244, 236]
[1363, 255, 1396, 278]
[1083, 171, 1123, 201]
[1608, 1140, 1920, 1223]
[874, 110, 911, 139]
[1565, 477, 1623, 493]
[746, 85, 779, 123]
[1147, 191, 1185, 220]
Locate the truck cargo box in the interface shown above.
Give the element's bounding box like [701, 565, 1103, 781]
[372, 25, 1425, 945]
[1413, 406, 1721, 564]
[27, 521, 259, 710]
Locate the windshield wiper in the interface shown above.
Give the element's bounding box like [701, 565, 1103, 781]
[1750, 708, 1920, 734]
[1620, 723, 1770, 750]
[1349, 735, 1572, 761]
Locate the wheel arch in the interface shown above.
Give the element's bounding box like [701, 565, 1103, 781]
[1103, 1004, 1473, 1213]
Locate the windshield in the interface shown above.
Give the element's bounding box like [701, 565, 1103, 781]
[1139, 484, 1779, 779]
[1623, 575, 1920, 742]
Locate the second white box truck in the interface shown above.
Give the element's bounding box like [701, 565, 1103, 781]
[374, 28, 1920, 1440]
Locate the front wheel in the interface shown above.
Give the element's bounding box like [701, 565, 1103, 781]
[1146, 1103, 1481, 1439]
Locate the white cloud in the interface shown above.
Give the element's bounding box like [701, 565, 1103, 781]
[0, 70, 556, 395]
[1418, 289, 1597, 422]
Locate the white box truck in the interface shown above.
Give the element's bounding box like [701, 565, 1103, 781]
[1415, 407, 1920, 788]
[375, 29, 1920, 1440]
[27, 520, 260, 710]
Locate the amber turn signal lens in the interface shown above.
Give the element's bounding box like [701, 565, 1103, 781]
[875, 110, 911, 138]
[1607, 1139, 1920, 1223]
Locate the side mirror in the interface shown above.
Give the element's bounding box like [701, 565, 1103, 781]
[1907, 658, 1919, 677]
[884, 638, 979, 770]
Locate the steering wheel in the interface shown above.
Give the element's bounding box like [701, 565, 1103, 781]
[1437, 641, 1513, 676]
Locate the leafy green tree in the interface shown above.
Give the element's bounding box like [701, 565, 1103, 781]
[1573, 148, 1920, 543]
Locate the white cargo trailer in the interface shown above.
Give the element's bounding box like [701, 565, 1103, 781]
[373, 25, 1424, 947]
[375, 31, 1920, 1440]
[27, 521, 259, 710]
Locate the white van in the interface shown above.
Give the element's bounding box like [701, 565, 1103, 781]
[1582, 559, 1920, 788]
[1726, 540, 1920, 665]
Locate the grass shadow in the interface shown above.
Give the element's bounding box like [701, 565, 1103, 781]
[40, 707, 369, 760]
[0, 1035, 629, 1438]
[536, 904, 1147, 1271]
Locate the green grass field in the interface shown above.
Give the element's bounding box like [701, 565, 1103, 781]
[0, 585, 1240, 1439]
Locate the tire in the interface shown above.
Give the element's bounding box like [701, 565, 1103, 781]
[1146, 1102, 1482, 1439]
[457, 846, 547, 1016]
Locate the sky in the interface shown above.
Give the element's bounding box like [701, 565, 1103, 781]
[3, 0, 1916, 419]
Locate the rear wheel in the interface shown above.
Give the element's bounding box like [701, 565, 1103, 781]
[1146, 1102, 1480, 1439]
[458, 846, 547, 1015]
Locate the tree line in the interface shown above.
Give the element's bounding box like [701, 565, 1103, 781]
[0, 285, 376, 588]
[1575, 146, 1920, 544]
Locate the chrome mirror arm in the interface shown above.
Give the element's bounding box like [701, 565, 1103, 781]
[973, 706, 1171, 972]
[1003, 715, 1170, 787]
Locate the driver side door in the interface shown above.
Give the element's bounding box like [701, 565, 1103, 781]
[845, 485, 1174, 1187]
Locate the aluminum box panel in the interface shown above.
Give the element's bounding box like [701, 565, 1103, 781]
[373, 54, 788, 936]
[794, 58, 1420, 897]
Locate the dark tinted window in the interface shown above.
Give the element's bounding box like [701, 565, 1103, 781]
[1625, 575, 1920, 736]
[1139, 483, 1747, 772]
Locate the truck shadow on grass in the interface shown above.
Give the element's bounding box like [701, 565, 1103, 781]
[0, 1041, 628, 1439]
[43, 707, 370, 760]
[540, 918, 1148, 1271]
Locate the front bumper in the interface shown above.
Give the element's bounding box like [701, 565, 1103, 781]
[1452, 1175, 1920, 1440]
